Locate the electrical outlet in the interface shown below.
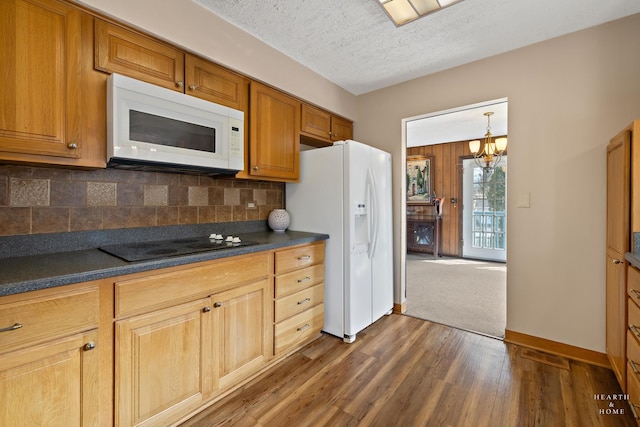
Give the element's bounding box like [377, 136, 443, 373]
[247, 201, 257, 209]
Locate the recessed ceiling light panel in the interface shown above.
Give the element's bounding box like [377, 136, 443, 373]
[378, 0, 465, 26]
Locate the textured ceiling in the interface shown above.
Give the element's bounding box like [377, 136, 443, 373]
[194, 0, 640, 96]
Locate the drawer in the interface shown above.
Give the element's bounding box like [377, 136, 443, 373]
[115, 251, 271, 318]
[630, 296, 640, 334]
[629, 329, 640, 372]
[274, 303, 324, 355]
[275, 284, 324, 323]
[275, 242, 325, 274]
[275, 264, 325, 298]
[629, 265, 640, 303]
[628, 361, 640, 420]
[0, 285, 99, 354]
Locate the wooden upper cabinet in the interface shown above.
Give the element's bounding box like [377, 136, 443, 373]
[185, 55, 249, 111]
[247, 82, 301, 181]
[331, 115, 353, 142]
[300, 103, 353, 147]
[95, 19, 185, 91]
[0, 0, 105, 167]
[301, 104, 332, 142]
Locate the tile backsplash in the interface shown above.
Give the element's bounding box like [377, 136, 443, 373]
[0, 165, 283, 236]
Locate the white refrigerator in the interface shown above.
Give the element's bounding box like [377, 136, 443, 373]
[286, 140, 393, 343]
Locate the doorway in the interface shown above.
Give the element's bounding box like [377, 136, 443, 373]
[462, 158, 507, 262]
[403, 99, 507, 338]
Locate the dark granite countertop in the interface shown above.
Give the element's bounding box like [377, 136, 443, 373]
[626, 252, 640, 270]
[0, 226, 328, 297]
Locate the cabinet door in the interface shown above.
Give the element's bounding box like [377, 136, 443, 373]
[0, 329, 99, 427]
[95, 19, 185, 91]
[331, 115, 353, 142]
[0, 0, 83, 160]
[115, 298, 213, 427]
[212, 278, 272, 390]
[606, 129, 630, 390]
[301, 104, 332, 143]
[248, 82, 300, 181]
[185, 54, 249, 111]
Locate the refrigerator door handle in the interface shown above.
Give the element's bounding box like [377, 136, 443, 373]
[367, 168, 379, 259]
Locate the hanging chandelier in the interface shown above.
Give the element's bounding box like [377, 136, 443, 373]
[468, 112, 507, 170]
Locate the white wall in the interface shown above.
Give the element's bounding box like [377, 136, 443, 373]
[75, 0, 357, 119]
[354, 13, 640, 352]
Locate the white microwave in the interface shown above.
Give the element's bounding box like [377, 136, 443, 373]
[107, 73, 244, 174]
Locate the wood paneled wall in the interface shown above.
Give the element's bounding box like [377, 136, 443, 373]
[407, 140, 472, 257]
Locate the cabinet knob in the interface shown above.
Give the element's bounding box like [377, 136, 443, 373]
[612, 259, 623, 264]
[176, 81, 184, 88]
[189, 85, 196, 91]
[202, 306, 211, 312]
[67, 142, 78, 149]
[252, 166, 259, 171]
[214, 302, 222, 308]
[83, 342, 96, 351]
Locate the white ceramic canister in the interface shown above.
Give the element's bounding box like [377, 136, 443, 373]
[268, 209, 290, 232]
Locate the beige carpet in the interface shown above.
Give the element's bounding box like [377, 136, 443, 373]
[405, 254, 506, 338]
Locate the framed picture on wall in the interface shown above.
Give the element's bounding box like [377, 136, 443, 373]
[406, 156, 433, 204]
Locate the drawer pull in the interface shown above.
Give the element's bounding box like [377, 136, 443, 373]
[297, 255, 311, 261]
[632, 289, 640, 299]
[0, 323, 23, 333]
[631, 403, 640, 420]
[83, 342, 96, 351]
[631, 325, 640, 339]
[297, 323, 310, 332]
[631, 360, 640, 375]
[297, 298, 311, 305]
[297, 276, 311, 283]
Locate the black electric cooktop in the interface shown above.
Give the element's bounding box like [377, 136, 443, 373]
[99, 236, 258, 262]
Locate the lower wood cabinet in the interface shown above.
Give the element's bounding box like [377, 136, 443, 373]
[273, 242, 326, 355]
[0, 281, 105, 427]
[113, 251, 277, 427]
[0, 244, 326, 427]
[212, 278, 272, 391]
[115, 297, 213, 427]
[0, 329, 100, 427]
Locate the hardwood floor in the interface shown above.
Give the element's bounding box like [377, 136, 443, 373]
[180, 314, 636, 426]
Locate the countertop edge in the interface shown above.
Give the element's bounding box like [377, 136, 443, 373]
[626, 252, 640, 270]
[0, 231, 328, 297]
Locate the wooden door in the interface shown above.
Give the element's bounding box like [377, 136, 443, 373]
[0, 0, 82, 160]
[185, 54, 249, 111]
[0, 330, 99, 427]
[301, 104, 332, 142]
[249, 82, 300, 181]
[606, 128, 630, 390]
[115, 298, 213, 427]
[212, 278, 272, 390]
[94, 19, 185, 91]
[330, 115, 353, 142]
